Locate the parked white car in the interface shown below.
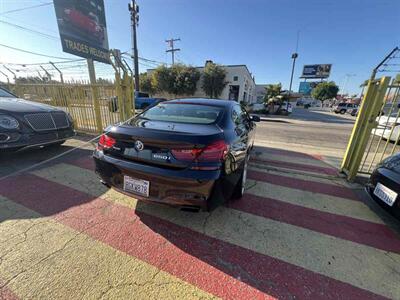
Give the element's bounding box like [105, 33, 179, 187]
[374, 113, 400, 142]
[332, 103, 357, 114]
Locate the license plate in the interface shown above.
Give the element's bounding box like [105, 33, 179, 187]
[373, 182, 397, 206]
[123, 175, 150, 197]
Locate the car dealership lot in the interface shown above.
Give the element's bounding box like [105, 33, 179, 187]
[1, 109, 400, 299]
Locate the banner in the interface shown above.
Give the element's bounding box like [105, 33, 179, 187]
[54, 0, 110, 63]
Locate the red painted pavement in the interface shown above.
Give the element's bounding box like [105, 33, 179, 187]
[256, 148, 324, 162]
[251, 157, 338, 176]
[0, 280, 19, 300]
[248, 169, 360, 201]
[0, 174, 386, 300]
[229, 194, 400, 253]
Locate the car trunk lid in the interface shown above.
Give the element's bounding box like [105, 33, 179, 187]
[103, 120, 225, 169]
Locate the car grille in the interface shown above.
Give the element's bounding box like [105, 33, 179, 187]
[24, 112, 69, 131]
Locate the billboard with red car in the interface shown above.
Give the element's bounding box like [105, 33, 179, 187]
[54, 0, 110, 63]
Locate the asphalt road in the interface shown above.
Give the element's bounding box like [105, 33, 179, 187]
[254, 108, 355, 167]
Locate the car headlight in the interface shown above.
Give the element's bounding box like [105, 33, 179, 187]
[0, 115, 19, 129]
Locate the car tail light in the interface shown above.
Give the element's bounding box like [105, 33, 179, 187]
[171, 140, 228, 162]
[97, 134, 116, 150]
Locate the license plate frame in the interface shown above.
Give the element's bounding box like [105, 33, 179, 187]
[373, 182, 397, 207]
[123, 175, 150, 197]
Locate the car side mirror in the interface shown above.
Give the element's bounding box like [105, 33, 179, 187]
[250, 115, 260, 122]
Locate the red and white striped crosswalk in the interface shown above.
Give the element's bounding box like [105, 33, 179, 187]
[0, 147, 399, 299]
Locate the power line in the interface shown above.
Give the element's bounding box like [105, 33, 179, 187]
[0, 43, 76, 60]
[0, 20, 59, 41]
[0, 2, 53, 15]
[1, 58, 85, 67]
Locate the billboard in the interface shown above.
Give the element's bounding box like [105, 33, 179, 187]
[301, 64, 332, 78]
[298, 81, 319, 95]
[53, 0, 110, 64]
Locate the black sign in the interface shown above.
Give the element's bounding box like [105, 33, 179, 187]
[54, 0, 110, 64]
[301, 64, 332, 78]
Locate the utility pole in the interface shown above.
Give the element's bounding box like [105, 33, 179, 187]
[50, 61, 64, 83]
[165, 38, 180, 65]
[128, 0, 140, 92]
[342, 73, 356, 96]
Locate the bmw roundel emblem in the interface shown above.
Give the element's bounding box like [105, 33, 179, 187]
[134, 140, 144, 151]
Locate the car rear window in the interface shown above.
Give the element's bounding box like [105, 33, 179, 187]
[338, 103, 346, 107]
[138, 103, 223, 124]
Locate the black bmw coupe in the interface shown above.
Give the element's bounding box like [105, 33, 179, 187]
[0, 87, 75, 151]
[94, 98, 260, 211]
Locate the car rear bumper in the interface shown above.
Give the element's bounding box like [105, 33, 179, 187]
[0, 128, 75, 151]
[367, 167, 400, 217]
[93, 149, 223, 211]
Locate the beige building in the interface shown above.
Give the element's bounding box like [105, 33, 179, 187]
[148, 61, 256, 104]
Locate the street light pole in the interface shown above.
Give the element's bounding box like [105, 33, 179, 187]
[286, 30, 300, 111]
[287, 52, 298, 110]
[129, 0, 140, 92]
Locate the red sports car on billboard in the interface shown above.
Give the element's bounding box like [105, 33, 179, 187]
[63, 8, 104, 42]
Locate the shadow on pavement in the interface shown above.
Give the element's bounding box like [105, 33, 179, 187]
[0, 136, 96, 223]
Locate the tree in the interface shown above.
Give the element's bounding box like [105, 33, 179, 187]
[152, 64, 200, 96]
[263, 83, 282, 103]
[201, 63, 227, 98]
[97, 77, 113, 84]
[139, 72, 155, 95]
[311, 81, 339, 104]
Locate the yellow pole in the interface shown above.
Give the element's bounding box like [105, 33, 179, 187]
[87, 59, 103, 133]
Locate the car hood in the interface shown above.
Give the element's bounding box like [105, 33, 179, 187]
[0, 97, 61, 114]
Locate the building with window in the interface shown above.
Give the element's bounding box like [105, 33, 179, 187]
[147, 61, 256, 104]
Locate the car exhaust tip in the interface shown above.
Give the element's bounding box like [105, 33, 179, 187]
[100, 180, 111, 188]
[180, 205, 201, 213]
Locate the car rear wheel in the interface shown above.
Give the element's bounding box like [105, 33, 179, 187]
[340, 109, 346, 114]
[232, 154, 249, 199]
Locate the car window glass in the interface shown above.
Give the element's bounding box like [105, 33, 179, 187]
[138, 103, 223, 124]
[0, 88, 16, 98]
[232, 105, 244, 126]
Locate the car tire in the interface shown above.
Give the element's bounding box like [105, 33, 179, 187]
[232, 154, 249, 199]
[340, 109, 346, 114]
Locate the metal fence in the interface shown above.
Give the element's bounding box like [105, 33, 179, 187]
[341, 75, 400, 180]
[7, 73, 133, 134]
[359, 77, 400, 174]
